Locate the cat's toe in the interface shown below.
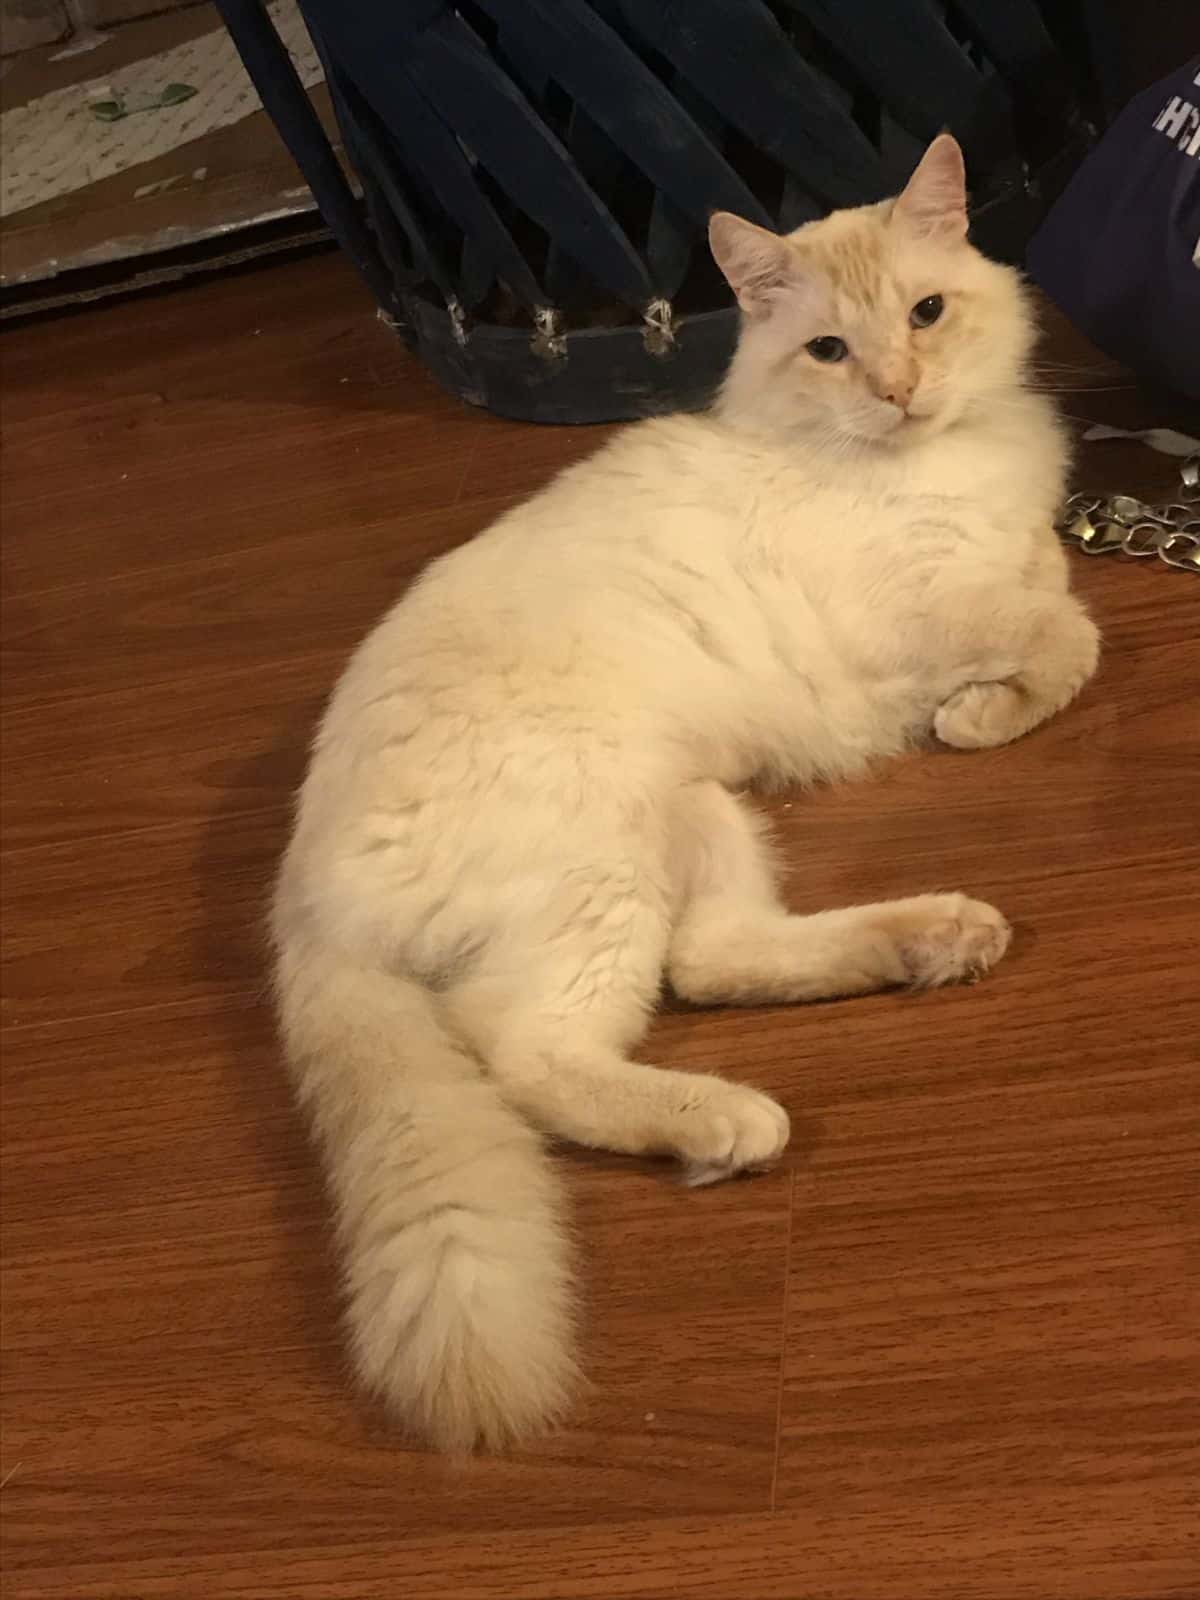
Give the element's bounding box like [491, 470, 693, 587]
[935, 682, 1026, 749]
[679, 1084, 790, 1187]
[894, 893, 1011, 987]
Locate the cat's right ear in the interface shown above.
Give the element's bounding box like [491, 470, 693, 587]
[893, 134, 968, 241]
[709, 214, 795, 317]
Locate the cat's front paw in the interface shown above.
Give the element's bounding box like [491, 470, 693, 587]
[676, 1081, 790, 1188]
[881, 892, 1011, 987]
[934, 681, 1030, 749]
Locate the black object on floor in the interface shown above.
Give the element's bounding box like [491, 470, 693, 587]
[219, 0, 1106, 422]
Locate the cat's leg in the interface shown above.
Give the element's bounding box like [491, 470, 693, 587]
[445, 863, 789, 1186]
[933, 586, 1099, 750]
[667, 782, 1010, 1005]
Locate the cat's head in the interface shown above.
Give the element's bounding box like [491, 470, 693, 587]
[710, 135, 1035, 445]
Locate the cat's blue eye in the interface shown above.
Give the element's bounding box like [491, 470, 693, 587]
[806, 335, 848, 363]
[910, 294, 944, 328]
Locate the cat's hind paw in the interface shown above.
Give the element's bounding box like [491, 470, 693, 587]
[677, 1082, 790, 1188]
[884, 892, 1012, 988]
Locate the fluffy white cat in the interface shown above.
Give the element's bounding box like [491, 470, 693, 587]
[273, 136, 1098, 1452]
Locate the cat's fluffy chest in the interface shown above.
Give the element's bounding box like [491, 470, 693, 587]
[678, 415, 1065, 783]
[744, 406, 1062, 577]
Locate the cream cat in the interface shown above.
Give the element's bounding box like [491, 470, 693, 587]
[273, 136, 1098, 1453]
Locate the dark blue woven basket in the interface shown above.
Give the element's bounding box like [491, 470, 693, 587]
[219, 0, 1103, 423]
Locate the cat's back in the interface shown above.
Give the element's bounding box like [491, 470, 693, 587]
[327, 412, 762, 721]
[473, 411, 753, 556]
[359, 413, 755, 649]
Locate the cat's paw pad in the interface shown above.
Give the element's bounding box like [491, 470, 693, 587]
[891, 893, 1011, 987]
[677, 1083, 790, 1188]
[935, 682, 1028, 749]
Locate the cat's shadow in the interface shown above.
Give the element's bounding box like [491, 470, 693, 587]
[192, 717, 353, 1405]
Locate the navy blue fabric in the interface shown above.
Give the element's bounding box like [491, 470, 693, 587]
[1027, 58, 1200, 398]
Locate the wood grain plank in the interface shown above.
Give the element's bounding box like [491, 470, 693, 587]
[0, 403, 481, 602]
[0, 652, 330, 851]
[460, 412, 617, 506]
[1, 808, 277, 1028]
[0, 256, 487, 600]
[0, 497, 512, 713]
[3, 1492, 1195, 1599]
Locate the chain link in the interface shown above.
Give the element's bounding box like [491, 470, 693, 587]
[1056, 452, 1200, 573]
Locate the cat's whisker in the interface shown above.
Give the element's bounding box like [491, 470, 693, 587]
[1025, 358, 1123, 377]
[1023, 382, 1139, 395]
[983, 395, 1117, 429]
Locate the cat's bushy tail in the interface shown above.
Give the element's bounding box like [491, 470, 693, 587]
[275, 942, 577, 1452]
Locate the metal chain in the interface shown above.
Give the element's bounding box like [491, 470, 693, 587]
[1056, 453, 1200, 573]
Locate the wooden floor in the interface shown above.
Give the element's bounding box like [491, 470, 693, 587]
[1, 252, 1197, 1599]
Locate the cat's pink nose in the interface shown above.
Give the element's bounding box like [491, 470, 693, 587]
[868, 370, 916, 411]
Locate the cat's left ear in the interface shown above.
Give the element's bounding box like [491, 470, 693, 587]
[709, 213, 801, 316]
[893, 134, 967, 242]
